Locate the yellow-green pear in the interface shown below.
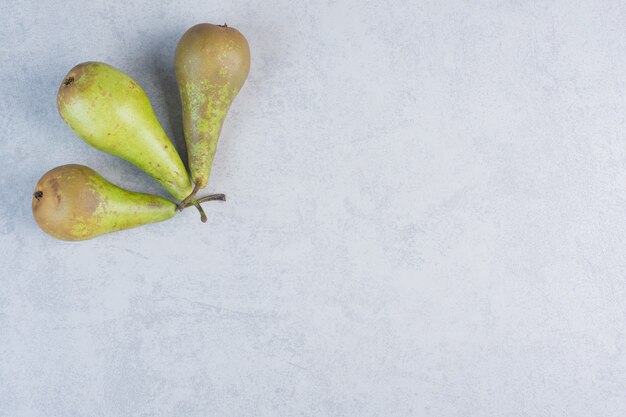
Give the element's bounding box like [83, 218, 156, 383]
[175, 23, 250, 204]
[57, 62, 193, 201]
[32, 164, 176, 241]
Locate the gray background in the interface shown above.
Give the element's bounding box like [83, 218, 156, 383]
[1, 0, 625, 415]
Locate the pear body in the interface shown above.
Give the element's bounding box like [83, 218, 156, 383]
[57, 62, 192, 200]
[32, 164, 176, 241]
[175, 23, 250, 190]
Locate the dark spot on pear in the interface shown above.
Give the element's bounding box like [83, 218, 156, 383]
[34, 191, 43, 200]
[81, 190, 100, 214]
[49, 178, 59, 193]
[63, 76, 74, 86]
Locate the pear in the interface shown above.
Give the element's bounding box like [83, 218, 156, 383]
[57, 62, 193, 201]
[32, 164, 176, 241]
[32, 165, 226, 240]
[32, 165, 225, 240]
[175, 23, 250, 205]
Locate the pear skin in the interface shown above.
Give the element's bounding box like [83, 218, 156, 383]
[57, 62, 193, 201]
[175, 23, 250, 200]
[32, 164, 176, 241]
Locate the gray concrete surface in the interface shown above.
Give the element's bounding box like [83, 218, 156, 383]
[1, 0, 625, 415]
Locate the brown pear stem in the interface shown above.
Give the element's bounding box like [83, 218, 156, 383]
[181, 194, 226, 209]
[178, 193, 226, 223]
[193, 194, 226, 204]
[193, 200, 208, 223]
[177, 181, 202, 211]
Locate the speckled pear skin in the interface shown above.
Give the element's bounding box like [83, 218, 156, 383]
[175, 23, 250, 190]
[32, 164, 176, 241]
[56, 62, 193, 201]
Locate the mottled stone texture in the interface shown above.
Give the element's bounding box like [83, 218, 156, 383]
[1, 1, 625, 416]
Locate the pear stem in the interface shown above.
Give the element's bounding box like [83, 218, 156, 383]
[193, 200, 208, 223]
[193, 194, 226, 204]
[178, 193, 226, 223]
[177, 181, 202, 211]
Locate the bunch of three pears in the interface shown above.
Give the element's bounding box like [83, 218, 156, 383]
[32, 24, 250, 241]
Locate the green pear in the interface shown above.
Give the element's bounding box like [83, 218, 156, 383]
[32, 164, 176, 241]
[57, 62, 192, 201]
[32, 164, 226, 241]
[175, 23, 250, 204]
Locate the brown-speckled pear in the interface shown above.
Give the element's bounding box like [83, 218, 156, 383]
[175, 23, 250, 203]
[32, 164, 176, 241]
[57, 62, 193, 201]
